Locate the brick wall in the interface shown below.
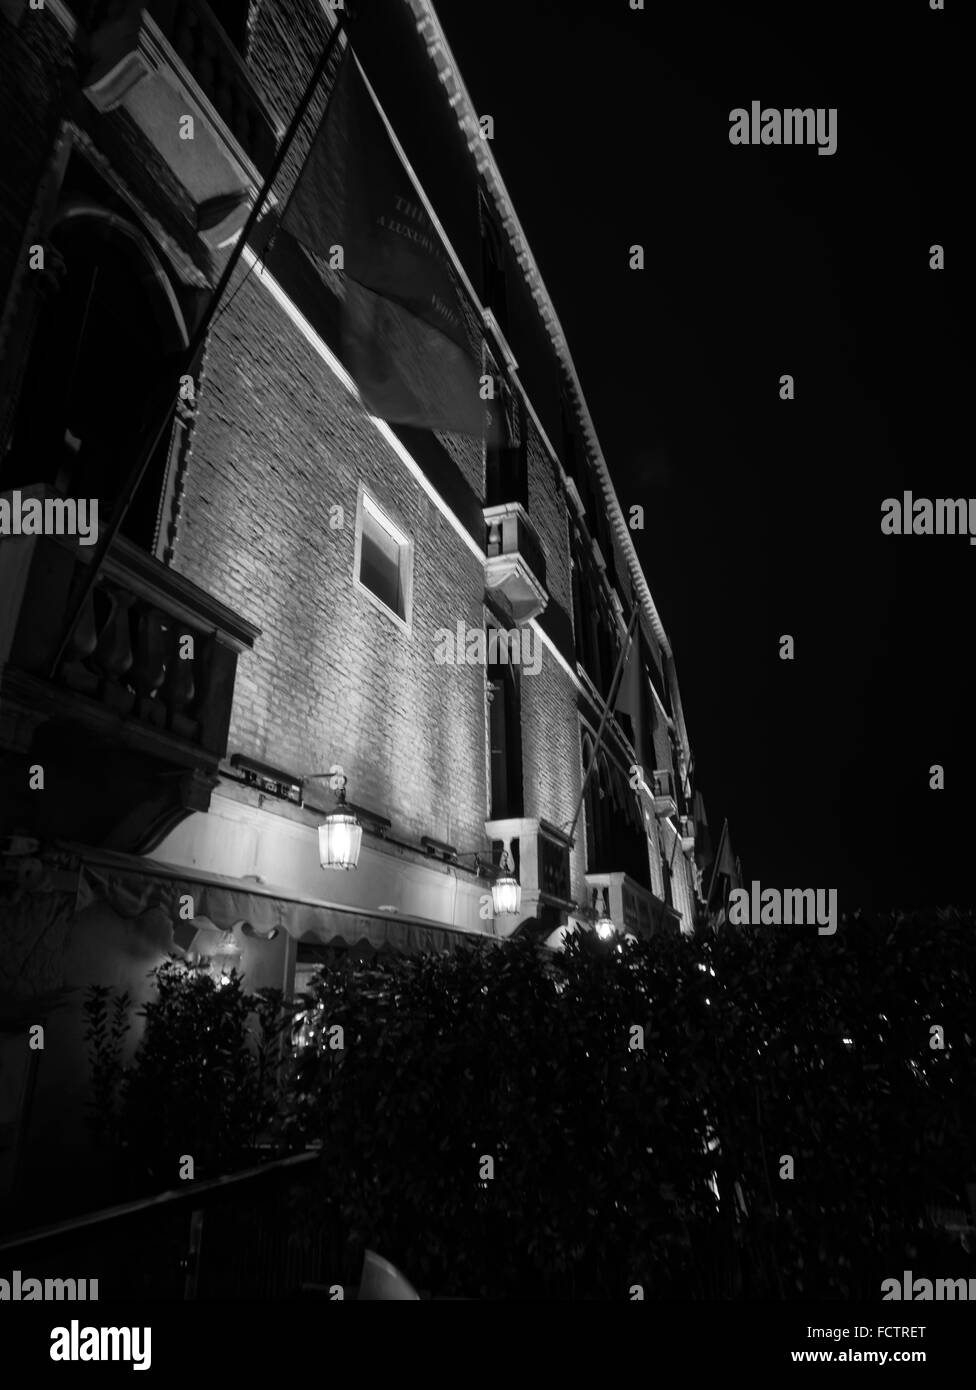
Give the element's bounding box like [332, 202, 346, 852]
[173, 261, 490, 850]
[435, 423, 484, 508]
[231, 0, 587, 855]
[0, 0, 697, 925]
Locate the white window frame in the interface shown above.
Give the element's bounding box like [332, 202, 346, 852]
[353, 484, 414, 635]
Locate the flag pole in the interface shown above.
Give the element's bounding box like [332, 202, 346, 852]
[565, 603, 640, 848]
[47, 10, 349, 679]
[185, 13, 348, 364]
[705, 817, 730, 913]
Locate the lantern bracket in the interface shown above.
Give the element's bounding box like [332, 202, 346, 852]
[300, 768, 349, 808]
[449, 848, 514, 879]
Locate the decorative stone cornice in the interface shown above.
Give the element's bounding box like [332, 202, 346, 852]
[406, 0, 677, 682]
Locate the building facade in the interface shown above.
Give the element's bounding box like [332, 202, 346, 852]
[0, 0, 711, 1222]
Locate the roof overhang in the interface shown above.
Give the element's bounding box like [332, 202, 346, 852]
[405, 0, 674, 666]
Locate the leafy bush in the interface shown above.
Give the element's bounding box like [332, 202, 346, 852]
[286, 909, 976, 1298]
[87, 909, 976, 1297]
[82, 984, 132, 1153]
[85, 963, 292, 1192]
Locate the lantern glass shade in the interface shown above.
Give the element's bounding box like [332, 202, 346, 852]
[318, 812, 363, 870]
[594, 915, 616, 940]
[491, 872, 521, 917]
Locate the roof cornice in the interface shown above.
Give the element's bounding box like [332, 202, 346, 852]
[405, 0, 673, 663]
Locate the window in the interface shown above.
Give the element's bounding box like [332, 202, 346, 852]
[354, 489, 413, 629]
[479, 191, 509, 336]
[485, 374, 527, 509]
[487, 634, 524, 818]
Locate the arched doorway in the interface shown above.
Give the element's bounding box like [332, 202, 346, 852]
[1, 199, 189, 553]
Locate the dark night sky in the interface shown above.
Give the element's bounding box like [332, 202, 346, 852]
[427, 0, 968, 914]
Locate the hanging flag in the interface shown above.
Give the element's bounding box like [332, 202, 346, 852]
[692, 789, 713, 867]
[706, 817, 738, 911]
[281, 45, 494, 439]
[716, 820, 738, 881]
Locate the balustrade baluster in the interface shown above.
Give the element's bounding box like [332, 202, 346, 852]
[92, 585, 136, 714]
[132, 605, 169, 726]
[59, 586, 100, 696]
[161, 622, 199, 740]
[188, 630, 214, 717]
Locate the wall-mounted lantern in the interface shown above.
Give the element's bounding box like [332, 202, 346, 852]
[450, 846, 521, 919]
[185, 922, 242, 983]
[490, 850, 521, 917]
[592, 889, 616, 940]
[302, 766, 364, 871]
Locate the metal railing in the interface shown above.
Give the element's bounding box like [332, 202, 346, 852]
[0, 1150, 353, 1299]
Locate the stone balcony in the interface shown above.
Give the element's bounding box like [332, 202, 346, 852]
[484, 815, 573, 935]
[585, 871, 683, 940]
[80, 0, 281, 248]
[648, 768, 678, 820]
[0, 485, 259, 852]
[483, 502, 548, 625]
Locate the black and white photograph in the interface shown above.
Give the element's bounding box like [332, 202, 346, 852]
[0, 0, 967, 1368]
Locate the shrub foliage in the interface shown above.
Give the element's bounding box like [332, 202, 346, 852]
[85, 964, 289, 1189]
[87, 910, 976, 1297]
